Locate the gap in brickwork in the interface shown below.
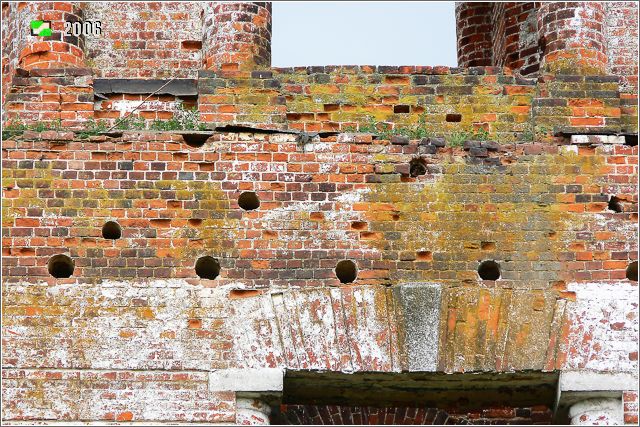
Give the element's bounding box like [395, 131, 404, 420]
[478, 260, 500, 280]
[101, 221, 122, 240]
[627, 261, 638, 281]
[409, 158, 427, 177]
[182, 133, 210, 148]
[181, 40, 202, 50]
[195, 256, 221, 280]
[48, 255, 74, 278]
[229, 289, 264, 299]
[446, 113, 462, 122]
[281, 370, 559, 416]
[238, 191, 261, 211]
[481, 241, 496, 250]
[189, 218, 203, 226]
[625, 135, 638, 146]
[335, 260, 358, 284]
[608, 196, 623, 213]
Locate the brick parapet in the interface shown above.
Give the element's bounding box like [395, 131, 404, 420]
[3, 67, 94, 127]
[4, 66, 635, 140]
[197, 67, 634, 141]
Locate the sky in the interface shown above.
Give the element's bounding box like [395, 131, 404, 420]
[271, 2, 457, 67]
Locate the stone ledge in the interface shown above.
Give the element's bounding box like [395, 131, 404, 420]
[571, 135, 626, 145]
[554, 371, 638, 423]
[559, 371, 639, 393]
[209, 368, 284, 392]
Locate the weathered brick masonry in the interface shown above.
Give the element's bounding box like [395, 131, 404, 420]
[2, 1, 639, 425]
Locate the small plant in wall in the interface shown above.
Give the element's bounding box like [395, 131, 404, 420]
[448, 128, 491, 147]
[149, 102, 206, 131]
[2, 120, 29, 139]
[76, 119, 109, 138]
[114, 115, 146, 131]
[1, 118, 63, 139]
[345, 112, 433, 140]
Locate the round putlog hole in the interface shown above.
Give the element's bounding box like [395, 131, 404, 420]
[102, 221, 122, 240]
[478, 260, 500, 281]
[48, 254, 75, 278]
[195, 256, 221, 280]
[335, 260, 358, 284]
[238, 191, 260, 211]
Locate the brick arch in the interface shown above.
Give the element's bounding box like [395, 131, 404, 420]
[278, 405, 456, 425]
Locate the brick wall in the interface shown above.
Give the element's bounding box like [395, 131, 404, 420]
[2, 133, 636, 287]
[83, 2, 202, 78]
[624, 391, 639, 425]
[3, 132, 636, 423]
[278, 405, 552, 425]
[2, 2, 639, 424]
[605, 2, 639, 94]
[2, 369, 235, 422]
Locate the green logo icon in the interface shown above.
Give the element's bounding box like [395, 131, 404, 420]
[30, 20, 52, 37]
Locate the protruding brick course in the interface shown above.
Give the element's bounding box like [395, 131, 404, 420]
[202, 2, 272, 72]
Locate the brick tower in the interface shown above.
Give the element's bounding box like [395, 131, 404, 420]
[2, 2, 92, 127]
[455, 2, 493, 68]
[202, 1, 272, 71]
[537, 2, 607, 75]
[454, 2, 636, 79]
[19, 1, 86, 69]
